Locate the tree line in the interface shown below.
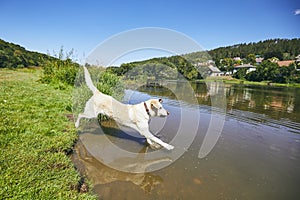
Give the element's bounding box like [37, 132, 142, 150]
[109, 38, 300, 83]
[108, 55, 202, 80]
[0, 39, 55, 68]
[1, 37, 300, 84]
[234, 60, 299, 83]
[208, 38, 300, 62]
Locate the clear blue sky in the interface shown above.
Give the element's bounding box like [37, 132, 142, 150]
[1, 0, 299, 63]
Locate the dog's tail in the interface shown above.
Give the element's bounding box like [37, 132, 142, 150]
[83, 66, 97, 93]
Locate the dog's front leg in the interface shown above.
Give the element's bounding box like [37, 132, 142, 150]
[145, 130, 174, 150]
[137, 123, 174, 150]
[146, 138, 162, 149]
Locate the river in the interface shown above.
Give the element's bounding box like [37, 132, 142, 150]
[73, 82, 300, 200]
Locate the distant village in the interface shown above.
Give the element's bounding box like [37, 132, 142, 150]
[197, 54, 300, 77]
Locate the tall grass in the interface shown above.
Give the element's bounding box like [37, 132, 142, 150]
[40, 58, 79, 90]
[40, 48, 124, 95]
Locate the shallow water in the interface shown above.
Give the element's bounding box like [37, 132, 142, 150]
[73, 82, 300, 199]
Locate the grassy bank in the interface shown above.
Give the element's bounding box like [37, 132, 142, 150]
[0, 68, 97, 199]
[200, 76, 300, 88]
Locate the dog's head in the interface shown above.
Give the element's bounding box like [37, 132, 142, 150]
[149, 98, 169, 117]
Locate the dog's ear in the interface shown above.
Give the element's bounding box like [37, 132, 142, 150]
[159, 98, 163, 103]
[150, 100, 159, 109]
[151, 103, 157, 110]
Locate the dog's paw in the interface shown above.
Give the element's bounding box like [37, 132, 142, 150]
[165, 144, 174, 150]
[146, 139, 162, 150]
[149, 142, 162, 150]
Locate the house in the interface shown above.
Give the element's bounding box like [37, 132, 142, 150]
[255, 57, 264, 64]
[233, 64, 256, 74]
[194, 61, 221, 77]
[207, 64, 221, 76]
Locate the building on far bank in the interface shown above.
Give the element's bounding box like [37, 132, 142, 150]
[194, 61, 222, 77]
[207, 65, 222, 76]
[233, 64, 256, 74]
[255, 57, 264, 64]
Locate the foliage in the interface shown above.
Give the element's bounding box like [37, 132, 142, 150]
[219, 57, 236, 73]
[0, 38, 55, 68]
[97, 69, 124, 99]
[108, 39, 299, 81]
[233, 68, 248, 80]
[0, 69, 97, 199]
[246, 54, 256, 65]
[40, 59, 80, 89]
[209, 38, 300, 62]
[182, 51, 212, 64]
[111, 55, 202, 80]
[245, 61, 300, 83]
[40, 48, 80, 89]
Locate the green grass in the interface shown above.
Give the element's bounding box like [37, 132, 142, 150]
[200, 76, 300, 88]
[0, 68, 97, 199]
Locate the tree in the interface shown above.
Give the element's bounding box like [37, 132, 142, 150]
[245, 60, 278, 82]
[233, 68, 247, 80]
[209, 38, 300, 67]
[0, 38, 55, 68]
[246, 54, 256, 65]
[219, 58, 234, 73]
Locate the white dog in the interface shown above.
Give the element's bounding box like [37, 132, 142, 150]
[75, 67, 174, 150]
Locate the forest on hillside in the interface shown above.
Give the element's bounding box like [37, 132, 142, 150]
[1, 38, 300, 83]
[208, 38, 300, 62]
[109, 38, 300, 83]
[1, 38, 299, 69]
[0, 39, 55, 68]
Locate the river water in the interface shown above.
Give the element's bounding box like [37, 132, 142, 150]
[73, 82, 300, 200]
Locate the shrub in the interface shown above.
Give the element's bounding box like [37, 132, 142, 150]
[40, 58, 79, 89]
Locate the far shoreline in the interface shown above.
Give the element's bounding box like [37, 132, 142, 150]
[195, 76, 300, 88]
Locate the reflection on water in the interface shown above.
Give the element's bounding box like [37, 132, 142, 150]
[195, 82, 300, 124]
[141, 82, 300, 124]
[139, 82, 300, 134]
[73, 140, 164, 195]
[74, 82, 300, 199]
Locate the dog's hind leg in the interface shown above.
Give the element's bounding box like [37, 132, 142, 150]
[75, 97, 97, 128]
[75, 113, 96, 128]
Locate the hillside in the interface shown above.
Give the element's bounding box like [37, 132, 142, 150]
[0, 39, 55, 68]
[109, 38, 300, 81]
[1, 37, 299, 72]
[208, 38, 300, 62]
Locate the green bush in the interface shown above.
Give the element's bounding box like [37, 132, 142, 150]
[97, 70, 124, 99]
[40, 58, 79, 89]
